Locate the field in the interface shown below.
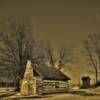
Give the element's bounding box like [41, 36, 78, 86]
[0, 88, 100, 100]
[4, 93, 100, 100]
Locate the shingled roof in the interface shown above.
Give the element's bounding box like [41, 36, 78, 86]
[33, 64, 70, 81]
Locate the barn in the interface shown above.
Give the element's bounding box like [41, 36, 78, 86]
[20, 60, 70, 95]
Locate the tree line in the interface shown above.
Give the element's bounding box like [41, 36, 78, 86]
[83, 33, 100, 84]
[0, 16, 99, 90]
[0, 16, 74, 91]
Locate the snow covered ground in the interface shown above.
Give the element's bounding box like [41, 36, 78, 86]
[0, 87, 100, 100]
[4, 93, 100, 100]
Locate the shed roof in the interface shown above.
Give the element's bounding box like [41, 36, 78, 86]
[81, 76, 91, 80]
[33, 64, 70, 81]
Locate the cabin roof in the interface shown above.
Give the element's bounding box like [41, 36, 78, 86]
[33, 64, 70, 81]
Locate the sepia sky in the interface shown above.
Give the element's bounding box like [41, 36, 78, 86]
[0, 0, 100, 82]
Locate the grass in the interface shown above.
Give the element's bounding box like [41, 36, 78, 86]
[0, 87, 100, 100]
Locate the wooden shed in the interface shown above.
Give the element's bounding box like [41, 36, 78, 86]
[21, 60, 70, 95]
[81, 76, 91, 88]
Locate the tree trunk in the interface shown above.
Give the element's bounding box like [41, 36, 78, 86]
[15, 78, 20, 91]
[95, 69, 98, 84]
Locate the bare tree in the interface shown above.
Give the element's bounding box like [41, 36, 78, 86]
[41, 41, 56, 67]
[83, 33, 100, 83]
[0, 17, 37, 91]
[41, 41, 74, 70]
[57, 46, 74, 70]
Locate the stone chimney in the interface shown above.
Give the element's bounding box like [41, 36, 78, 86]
[20, 60, 36, 95]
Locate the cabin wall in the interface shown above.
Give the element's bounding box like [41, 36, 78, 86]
[42, 80, 69, 94]
[36, 76, 43, 95]
[20, 76, 69, 95]
[36, 77, 69, 94]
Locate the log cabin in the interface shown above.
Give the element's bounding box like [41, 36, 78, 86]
[20, 60, 70, 95]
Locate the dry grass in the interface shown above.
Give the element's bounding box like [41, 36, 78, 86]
[2, 88, 100, 100]
[4, 93, 100, 100]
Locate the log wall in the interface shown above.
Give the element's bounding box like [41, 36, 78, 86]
[36, 78, 69, 94]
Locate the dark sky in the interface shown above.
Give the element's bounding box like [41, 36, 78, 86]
[0, 0, 100, 82]
[0, 0, 100, 44]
